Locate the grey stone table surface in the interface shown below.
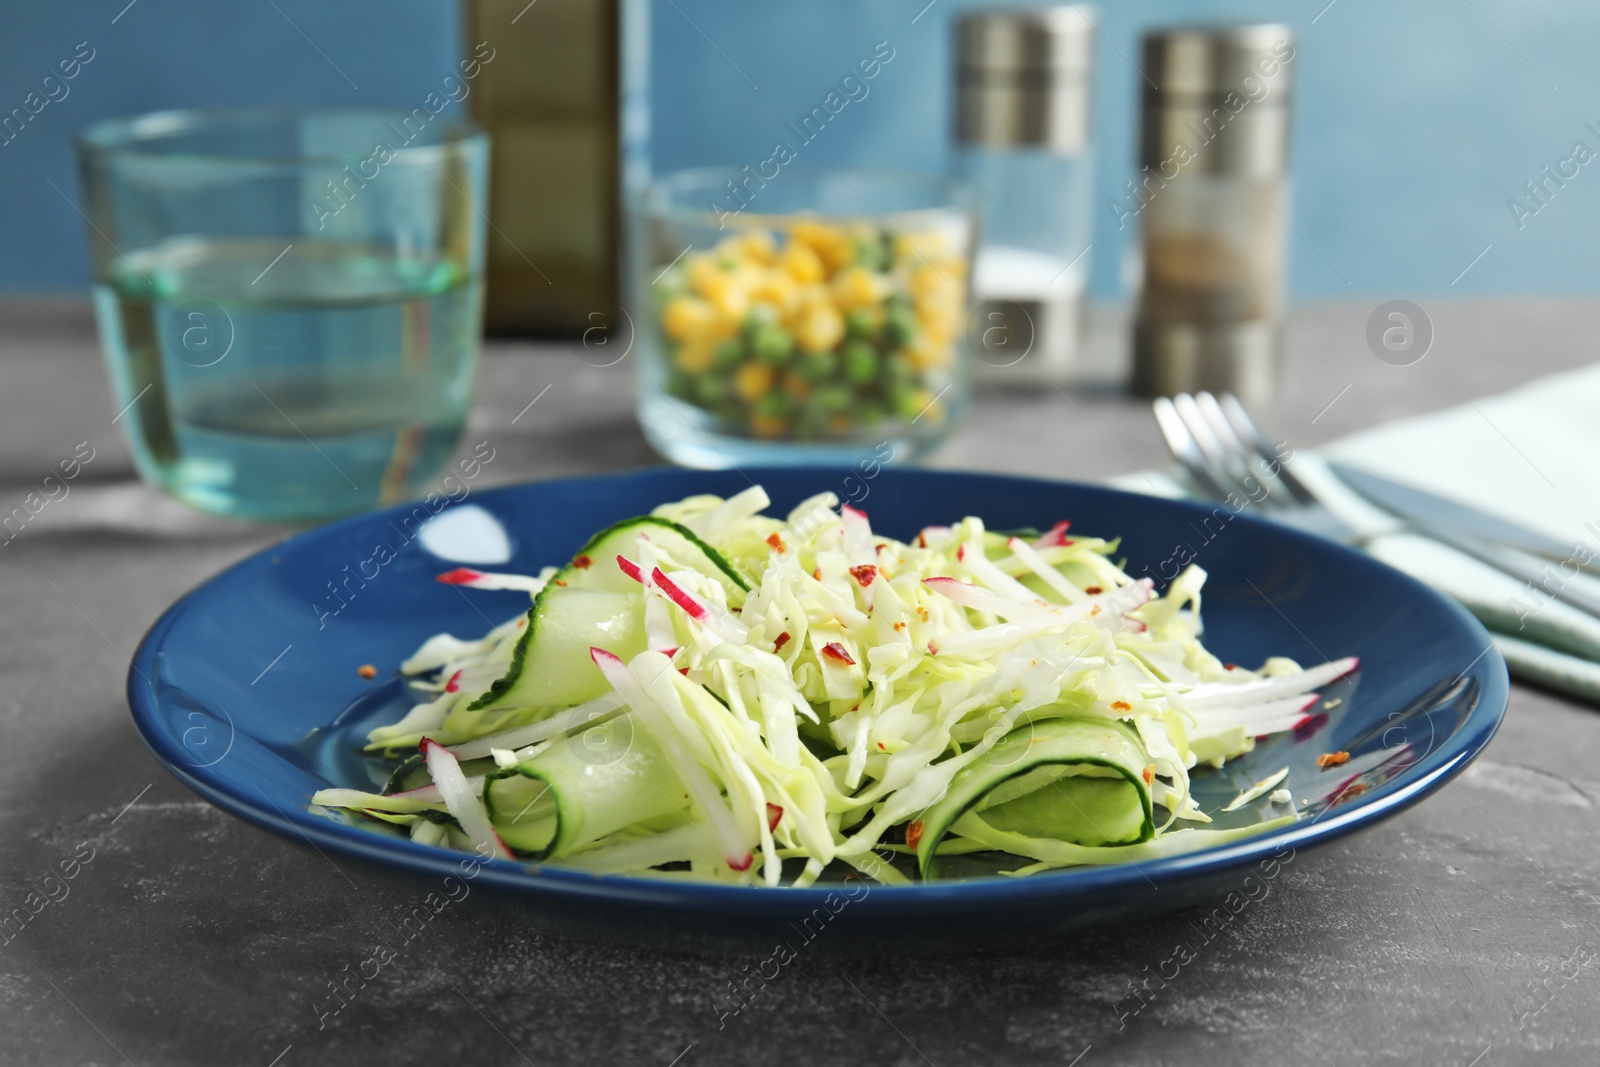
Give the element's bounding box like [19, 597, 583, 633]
[2, 299, 1598, 1066]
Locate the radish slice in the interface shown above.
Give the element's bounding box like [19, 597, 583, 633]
[1005, 536, 1087, 604]
[1184, 657, 1360, 709]
[435, 568, 546, 593]
[1032, 520, 1073, 548]
[651, 567, 749, 642]
[590, 648, 751, 870]
[923, 576, 1052, 620]
[420, 738, 511, 859]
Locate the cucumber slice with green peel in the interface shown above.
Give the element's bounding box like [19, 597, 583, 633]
[468, 586, 646, 711]
[560, 516, 751, 603]
[483, 718, 691, 859]
[915, 716, 1154, 877]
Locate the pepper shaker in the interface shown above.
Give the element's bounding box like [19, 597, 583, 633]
[1130, 25, 1294, 408]
[954, 7, 1094, 385]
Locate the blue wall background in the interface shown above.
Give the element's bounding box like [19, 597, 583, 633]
[1, 0, 1593, 300]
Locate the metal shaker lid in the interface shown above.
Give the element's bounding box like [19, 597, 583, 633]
[1138, 24, 1293, 176]
[955, 7, 1093, 152]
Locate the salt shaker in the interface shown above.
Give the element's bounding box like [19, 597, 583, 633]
[1130, 25, 1295, 408]
[954, 7, 1094, 385]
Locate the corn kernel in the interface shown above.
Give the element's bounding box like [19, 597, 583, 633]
[780, 242, 825, 285]
[753, 270, 801, 314]
[662, 297, 716, 342]
[741, 231, 778, 264]
[733, 362, 776, 403]
[831, 266, 887, 312]
[687, 254, 726, 297]
[674, 338, 716, 373]
[796, 302, 845, 354]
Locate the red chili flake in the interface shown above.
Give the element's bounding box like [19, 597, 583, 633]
[766, 532, 787, 553]
[573, 555, 593, 570]
[1063, 539, 1076, 546]
[678, 667, 690, 675]
[1316, 750, 1351, 769]
[1084, 586, 1104, 595]
[893, 621, 907, 632]
[1254, 734, 1269, 743]
[876, 742, 886, 751]
[812, 568, 822, 581]
[1142, 766, 1153, 785]
[445, 669, 463, 693]
[917, 532, 928, 548]
[1110, 700, 1132, 712]
[1224, 662, 1239, 671]
[773, 631, 791, 652]
[435, 567, 484, 585]
[766, 803, 784, 831]
[850, 564, 878, 587]
[905, 820, 925, 850]
[552, 578, 567, 587]
[1336, 781, 1368, 802]
[956, 544, 966, 561]
[357, 664, 378, 680]
[821, 642, 855, 665]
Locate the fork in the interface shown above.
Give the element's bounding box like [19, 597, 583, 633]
[1152, 391, 1356, 540]
[1153, 391, 1600, 621]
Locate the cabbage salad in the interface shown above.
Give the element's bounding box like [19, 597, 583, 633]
[312, 487, 1355, 885]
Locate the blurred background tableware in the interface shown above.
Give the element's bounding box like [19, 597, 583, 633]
[954, 6, 1095, 386]
[635, 168, 974, 468]
[74, 107, 488, 522]
[464, 0, 623, 335]
[1130, 24, 1293, 408]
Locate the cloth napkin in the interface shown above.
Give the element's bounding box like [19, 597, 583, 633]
[1114, 363, 1600, 704]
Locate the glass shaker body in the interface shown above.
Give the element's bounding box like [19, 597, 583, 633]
[958, 142, 1094, 381]
[954, 7, 1093, 384]
[1131, 26, 1294, 408]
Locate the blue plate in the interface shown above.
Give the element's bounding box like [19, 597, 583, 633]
[128, 468, 1507, 953]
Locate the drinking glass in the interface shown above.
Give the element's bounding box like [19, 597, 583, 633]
[75, 108, 488, 522]
[634, 169, 974, 468]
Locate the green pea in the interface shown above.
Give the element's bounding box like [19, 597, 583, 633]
[882, 305, 917, 350]
[891, 387, 929, 422]
[855, 401, 886, 428]
[754, 325, 796, 365]
[883, 353, 916, 388]
[696, 374, 731, 407]
[812, 384, 853, 414]
[796, 353, 834, 384]
[842, 340, 879, 385]
[755, 392, 793, 419]
[667, 372, 696, 401]
[714, 339, 744, 371]
[844, 308, 876, 341]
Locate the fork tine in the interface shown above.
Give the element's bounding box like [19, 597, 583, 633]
[1194, 392, 1276, 505]
[1171, 393, 1265, 506]
[1216, 394, 1318, 507]
[1152, 397, 1232, 503]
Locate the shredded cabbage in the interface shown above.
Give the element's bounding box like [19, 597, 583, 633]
[312, 490, 1357, 885]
